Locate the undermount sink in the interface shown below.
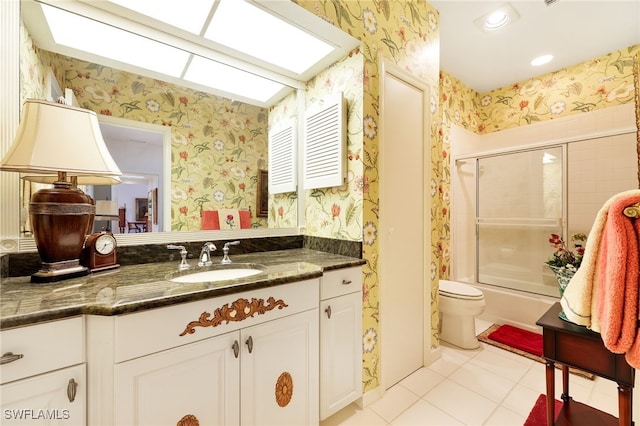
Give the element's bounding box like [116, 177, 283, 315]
[168, 264, 265, 284]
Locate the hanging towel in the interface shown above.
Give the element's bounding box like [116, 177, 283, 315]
[595, 194, 640, 354]
[621, 220, 640, 368]
[217, 209, 241, 230]
[560, 189, 640, 330]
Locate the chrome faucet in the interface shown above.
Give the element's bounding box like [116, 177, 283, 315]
[167, 245, 190, 270]
[221, 241, 240, 264]
[198, 242, 217, 267]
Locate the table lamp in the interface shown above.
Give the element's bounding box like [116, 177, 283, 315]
[94, 200, 119, 232]
[22, 174, 122, 234]
[0, 99, 122, 283]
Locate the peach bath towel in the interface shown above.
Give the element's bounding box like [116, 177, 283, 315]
[561, 190, 640, 331]
[595, 194, 640, 357]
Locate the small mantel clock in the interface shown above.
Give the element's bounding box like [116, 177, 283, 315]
[82, 232, 120, 272]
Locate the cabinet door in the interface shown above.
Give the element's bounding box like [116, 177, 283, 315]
[114, 333, 240, 426]
[320, 292, 363, 420]
[1, 364, 85, 426]
[240, 310, 319, 425]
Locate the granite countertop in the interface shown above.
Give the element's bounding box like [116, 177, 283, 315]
[0, 249, 365, 330]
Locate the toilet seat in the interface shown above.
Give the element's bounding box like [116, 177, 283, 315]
[439, 280, 483, 300]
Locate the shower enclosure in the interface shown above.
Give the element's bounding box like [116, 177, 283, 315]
[453, 133, 638, 298]
[475, 147, 564, 297]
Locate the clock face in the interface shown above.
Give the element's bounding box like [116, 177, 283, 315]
[95, 234, 116, 255]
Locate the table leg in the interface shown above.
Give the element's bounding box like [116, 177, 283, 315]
[545, 360, 555, 426]
[617, 384, 632, 426]
[561, 365, 570, 402]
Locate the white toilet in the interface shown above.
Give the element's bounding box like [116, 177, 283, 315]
[438, 279, 485, 349]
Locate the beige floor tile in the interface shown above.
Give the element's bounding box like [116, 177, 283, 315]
[391, 400, 464, 426]
[398, 367, 446, 397]
[424, 379, 497, 425]
[368, 384, 420, 423]
[449, 362, 517, 403]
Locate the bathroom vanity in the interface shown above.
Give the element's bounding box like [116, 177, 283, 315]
[0, 248, 364, 425]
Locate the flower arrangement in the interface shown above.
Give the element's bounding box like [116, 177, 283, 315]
[545, 233, 587, 273]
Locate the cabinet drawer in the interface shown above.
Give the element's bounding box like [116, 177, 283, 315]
[0, 317, 84, 384]
[320, 267, 362, 300]
[114, 279, 319, 362]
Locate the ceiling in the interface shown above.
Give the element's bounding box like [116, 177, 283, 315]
[430, 1, 640, 93]
[21, 0, 359, 107]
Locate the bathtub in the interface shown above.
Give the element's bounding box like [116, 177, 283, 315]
[471, 281, 557, 333]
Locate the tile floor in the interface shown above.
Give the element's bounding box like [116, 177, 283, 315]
[321, 318, 640, 426]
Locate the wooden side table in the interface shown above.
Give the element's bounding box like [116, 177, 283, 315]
[536, 303, 635, 425]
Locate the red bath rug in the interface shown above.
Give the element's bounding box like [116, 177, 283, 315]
[523, 394, 562, 426]
[487, 324, 543, 357]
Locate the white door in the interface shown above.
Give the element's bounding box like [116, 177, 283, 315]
[0, 364, 86, 426]
[320, 291, 363, 419]
[114, 333, 240, 426]
[380, 62, 430, 388]
[240, 310, 319, 425]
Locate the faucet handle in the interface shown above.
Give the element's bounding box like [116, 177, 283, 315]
[167, 245, 190, 270]
[223, 240, 240, 250]
[221, 241, 240, 264]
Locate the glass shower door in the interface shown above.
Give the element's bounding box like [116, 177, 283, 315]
[477, 147, 564, 296]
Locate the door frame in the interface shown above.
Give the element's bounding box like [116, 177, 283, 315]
[378, 59, 432, 390]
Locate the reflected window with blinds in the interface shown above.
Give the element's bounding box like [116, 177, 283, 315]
[476, 146, 564, 296]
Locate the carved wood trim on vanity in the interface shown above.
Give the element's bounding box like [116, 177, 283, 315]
[176, 414, 199, 426]
[275, 372, 294, 408]
[179, 297, 289, 336]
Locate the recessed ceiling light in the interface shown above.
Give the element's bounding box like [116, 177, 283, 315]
[531, 54, 553, 66]
[485, 11, 509, 30]
[473, 3, 519, 32]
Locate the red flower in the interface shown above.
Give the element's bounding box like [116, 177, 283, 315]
[179, 206, 188, 215]
[519, 100, 529, 110]
[278, 206, 284, 217]
[331, 204, 341, 218]
[179, 151, 188, 160]
[179, 96, 188, 106]
[239, 183, 246, 191]
[239, 135, 246, 142]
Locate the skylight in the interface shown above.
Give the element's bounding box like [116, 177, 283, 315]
[41, 3, 190, 77]
[184, 56, 286, 104]
[107, 0, 214, 35]
[204, 0, 335, 74]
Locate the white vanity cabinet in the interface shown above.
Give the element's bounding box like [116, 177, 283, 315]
[319, 267, 363, 420]
[90, 279, 319, 426]
[0, 317, 86, 425]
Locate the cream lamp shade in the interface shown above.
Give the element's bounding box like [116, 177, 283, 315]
[0, 99, 122, 176]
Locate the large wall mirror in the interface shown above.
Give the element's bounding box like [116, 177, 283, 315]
[2, 0, 359, 251]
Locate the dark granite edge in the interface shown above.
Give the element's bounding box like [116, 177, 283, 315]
[303, 235, 362, 258]
[89, 270, 324, 316]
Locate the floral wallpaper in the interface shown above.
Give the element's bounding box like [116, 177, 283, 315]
[39, 52, 271, 232]
[303, 52, 364, 240]
[296, 0, 441, 393]
[478, 44, 640, 134]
